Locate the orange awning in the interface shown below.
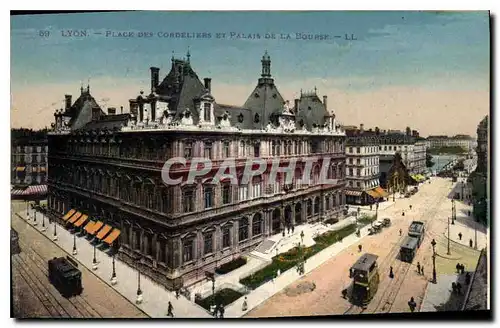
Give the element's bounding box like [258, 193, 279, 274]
[96, 225, 112, 240]
[68, 212, 82, 224]
[87, 221, 104, 235]
[366, 189, 381, 199]
[62, 209, 76, 221]
[74, 214, 89, 227]
[375, 186, 389, 197]
[84, 221, 96, 233]
[103, 229, 121, 245]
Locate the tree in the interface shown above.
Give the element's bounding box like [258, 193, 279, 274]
[426, 153, 435, 168]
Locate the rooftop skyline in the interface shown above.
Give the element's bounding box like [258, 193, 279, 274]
[11, 11, 490, 136]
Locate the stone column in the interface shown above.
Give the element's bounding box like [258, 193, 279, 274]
[263, 210, 270, 236]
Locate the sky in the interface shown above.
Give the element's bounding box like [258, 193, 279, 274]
[10, 11, 490, 136]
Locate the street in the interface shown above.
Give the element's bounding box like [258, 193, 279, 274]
[11, 201, 148, 319]
[246, 177, 486, 317]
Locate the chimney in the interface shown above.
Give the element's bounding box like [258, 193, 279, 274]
[323, 95, 328, 109]
[150, 67, 160, 93]
[120, 106, 124, 114]
[64, 95, 72, 110]
[108, 107, 116, 115]
[294, 99, 300, 112]
[204, 78, 212, 93]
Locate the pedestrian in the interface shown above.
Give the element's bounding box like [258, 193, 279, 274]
[176, 289, 180, 299]
[167, 301, 174, 317]
[242, 296, 248, 312]
[389, 266, 394, 279]
[456, 263, 460, 273]
[458, 232, 463, 240]
[469, 239, 473, 248]
[370, 204, 373, 211]
[461, 264, 465, 274]
[421, 265, 424, 276]
[451, 282, 457, 293]
[399, 229, 402, 236]
[342, 288, 348, 299]
[468, 210, 471, 217]
[417, 262, 421, 275]
[465, 272, 471, 285]
[291, 225, 295, 234]
[287, 226, 290, 235]
[219, 305, 225, 318]
[402, 211, 405, 217]
[456, 282, 462, 294]
[358, 244, 362, 252]
[408, 297, 417, 313]
[409, 205, 412, 210]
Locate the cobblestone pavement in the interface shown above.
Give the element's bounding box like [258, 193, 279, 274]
[10, 206, 147, 319]
[246, 177, 486, 317]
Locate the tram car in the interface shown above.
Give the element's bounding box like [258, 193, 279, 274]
[399, 236, 419, 263]
[349, 253, 380, 305]
[408, 221, 425, 247]
[48, 256, 83, 298]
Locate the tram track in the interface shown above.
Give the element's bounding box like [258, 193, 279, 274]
[15, 238, 103, 318]
[363, 180, 450, 314]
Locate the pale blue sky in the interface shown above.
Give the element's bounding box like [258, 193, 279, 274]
[10, 11, 490, 135]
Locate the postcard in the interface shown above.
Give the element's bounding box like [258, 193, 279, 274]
[10, 10, 490, 319]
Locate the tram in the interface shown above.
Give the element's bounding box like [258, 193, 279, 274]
[408, 221, 425, 247]
[349, 253, 380, 305]
[48, 256, 83, 298]
[399, 236, 419, 263]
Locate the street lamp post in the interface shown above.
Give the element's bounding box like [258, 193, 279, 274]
[41, 213, 46, 232]
[136, 260, 143, 304]
[72, 232, 77, 255]
[110, 253, 117, 285]
[53, 220, 58, 241]
[451, 199, 455, 225]
[447, 216, 451, 255]
[431, 239, 437, 284]
[33, 206, 37, 226]
[26, 201, 29, 219]
[92, 244, 98, 270]
[375, 200, 379, 220]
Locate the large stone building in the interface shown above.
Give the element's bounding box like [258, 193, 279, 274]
[344, 125, 387, 205]
[47, 51, 347, 289]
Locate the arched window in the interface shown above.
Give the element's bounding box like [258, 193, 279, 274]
[307, 199, 313, 217]
[252, 213, 263, 236]
[238, 217, 249, 242]
[314, 196, 320, 215]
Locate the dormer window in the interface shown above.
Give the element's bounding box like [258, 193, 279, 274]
[203, 103, 211, 121]
[254, 93, 260, 98]
[238, 113, 244, 123]
[254, 113, 260, 123]
[273, 94, 277, 99]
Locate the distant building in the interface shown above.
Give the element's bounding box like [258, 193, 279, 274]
[475, 116, 488, 174]
[378, 127, 425, 187]
[344, 125, 388, 205]
[11, 128, 48, 186]
[427, 134, 475, 152]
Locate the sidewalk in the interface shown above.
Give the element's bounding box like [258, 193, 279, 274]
[420, 273, 469, 312]
[17, 210, 211, 319]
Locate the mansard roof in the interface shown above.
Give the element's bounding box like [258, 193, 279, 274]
[243, 77, 285, 129]
[214, 104, 253, 130]
[64, 87, 105, 130]
[81, 113, 131, 131]
[295, 91, 329, 130]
